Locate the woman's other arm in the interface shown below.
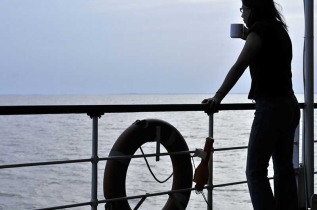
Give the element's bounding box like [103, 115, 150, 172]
[202, 32, 262, 114]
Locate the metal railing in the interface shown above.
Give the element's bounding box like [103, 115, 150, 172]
[0, 102, 313, 210]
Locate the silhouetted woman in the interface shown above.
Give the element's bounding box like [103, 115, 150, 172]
[202, 0, 300, 209]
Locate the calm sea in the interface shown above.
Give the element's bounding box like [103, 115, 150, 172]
[0, 94, 314, 210]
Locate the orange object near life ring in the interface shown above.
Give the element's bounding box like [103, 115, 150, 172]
[103, 119, 193, 210]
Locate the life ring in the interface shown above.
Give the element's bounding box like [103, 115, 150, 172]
[103, 119, 193, 210]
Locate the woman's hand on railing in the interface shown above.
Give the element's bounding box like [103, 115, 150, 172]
[201, 97, 221, 115]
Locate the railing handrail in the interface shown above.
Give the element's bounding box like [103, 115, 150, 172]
[0, 103, 308, 115]
[0, 102, 313, 210]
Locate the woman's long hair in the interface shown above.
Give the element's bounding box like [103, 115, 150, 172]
[242, 0, 287, 30]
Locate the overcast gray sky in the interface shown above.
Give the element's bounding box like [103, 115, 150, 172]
[0, 0, 315, 95]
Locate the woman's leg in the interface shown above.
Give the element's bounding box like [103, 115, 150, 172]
[246, 96, 300, 210]
[272, 130, 298, 210]
[246, 100, 277, 210]
[272, 97, 300, 210]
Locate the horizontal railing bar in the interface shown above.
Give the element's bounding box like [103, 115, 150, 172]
[33, 175, 279, 210]
[99, 187, 207, 204]
[35, 201, 91, 210]
[99, 150, 196, 161]
[0, 103, 309, 115]
[37, 187, 210, 209]
[39, 176, 279, 209]
[0, 103, 249, 115]
[213, 181, 247, 188]
[0, 151, 196, 169]
[3, 143, 302, 169]
[0, 158, 92, 169]
[213, 177, 274, 188]
[133, 194, 148, 210]
[0, 146, 254, 169]
[0, 145, 274, 169]
[214, 146, 248, 152]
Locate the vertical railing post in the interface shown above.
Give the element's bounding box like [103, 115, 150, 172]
[293, 125, 300, 168]
[294, 124, 305, 208]
[89, 113, 102, 210]
[303, 0, 314, 207]
[293, 125, 300, 167]
[208, 113, 214, 210]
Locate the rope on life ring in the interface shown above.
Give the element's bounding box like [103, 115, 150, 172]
[103, 119, 193, 210]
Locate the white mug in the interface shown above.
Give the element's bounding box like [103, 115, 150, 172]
[230, 24, 244, 38]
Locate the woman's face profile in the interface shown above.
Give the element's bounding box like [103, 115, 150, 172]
[240, 5, 251, 25]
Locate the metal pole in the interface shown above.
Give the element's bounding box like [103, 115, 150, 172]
[294, 124, 305, 208]
[293, 125, 300, 169]
[303, 0, 314, 207]
[207, 114, 214, 210]
[91, 116, 99, 210]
